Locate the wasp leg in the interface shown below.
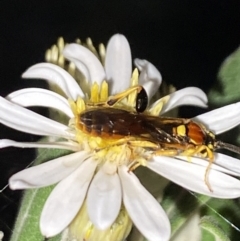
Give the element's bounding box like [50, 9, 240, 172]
[203, 147, 214, 192]
[128, 161, 141, 172]
[204, 159, 214, 192]
[128, 157, 148, 172]
[87, 84, 143, 108]
[127, 140, 158, 172]
[180, 145, 214, 159]
[154, 149, 179, 156]
[107, 85, 143, 106]
[94, 136, 157, 153]
[94, 137, 135, 152]
[127, 140, 159, 149]
[180, 145, 214, 192]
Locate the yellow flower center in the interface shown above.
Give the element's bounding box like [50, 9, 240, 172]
[68, 201, 132, 241]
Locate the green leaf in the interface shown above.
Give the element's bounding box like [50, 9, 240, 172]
[10, 148, 72, 241]
[149, 183, 240, 241]
[200, 216, 230, 241]
[200, 197, 240, 240]
[160, 184, 210, 241]
[209, 46, 240, 106]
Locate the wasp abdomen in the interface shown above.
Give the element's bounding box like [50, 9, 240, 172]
[79, 108, 134, 137]
[185, 122, 206, 145]
[78, 108, 216, 149]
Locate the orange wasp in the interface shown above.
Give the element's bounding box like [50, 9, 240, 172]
[78, 86, 240, 190]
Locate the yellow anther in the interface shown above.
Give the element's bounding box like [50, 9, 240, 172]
[68, 99, 78, 115]
[130, 68, 139, 86]
[149, 95, 170, 116]
[50, 44, 58, 63]
[149, 102, 163, 116]
[128, 69, 139, 106]
[99, 43, 106, 64]
[90, 82, 100, 103]
[45, 49, 51, 62]
[84, 224, 94, 240]
[57, 37, 64, 52]
[76, 97, 86, 114]
[68, 62, 76, 77]
[86, 37, 98, 57]
[100, 80, 109, 101]
[58, 55, 65, 68]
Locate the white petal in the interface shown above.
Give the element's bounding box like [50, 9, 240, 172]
[193, 102, 240, 134]
[6, 88, 74, 118]
[40, 158, 97, 237]
[214, 153, 240, 175]
[63, 44, 105, 85]
[9, 151, 89, 189]
[22, 63, 84, 100]
[151, 87, 208, 115]
[87, 166, 121, 229]
[177, 155, 240, 177]
[134, 58, 162, 100]
[148, 156, 240, 198]
[0, 97, 73, 139]
[105, 34, 132, 95]
[0, 139, 80, 151]
[119, 166, 171, 241]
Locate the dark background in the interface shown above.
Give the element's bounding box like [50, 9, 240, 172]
[1, 0, 240, 240]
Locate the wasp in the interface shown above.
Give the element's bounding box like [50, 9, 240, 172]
[78, 85, 240, 191]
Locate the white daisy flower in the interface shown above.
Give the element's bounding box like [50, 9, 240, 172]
[1, 34, 240, 241]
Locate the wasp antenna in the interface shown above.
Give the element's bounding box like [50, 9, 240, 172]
[216, 141, 240, 155]
[107, 85, 143, 107]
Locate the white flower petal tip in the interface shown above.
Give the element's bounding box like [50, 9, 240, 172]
[119, 166, 171, 241]
[9, 152, 89, 189]
[105, 34, 132, 94]
[40, 159, 98, 237]
[178, 155, 240, 177]
[194, 101, 240, 135]
[0, 139, 14, 148]
[156, 87, 208, 114]
[63, 44, 105, 85]
[87, 167, 121, 230]
[6, 88, 74, 118]
[148, 156, 240, 199]
[0, 97, 72, 139]
[0, 139, 80, 152]
[214, 153, 240, 176]
[134, 58, 162, 100]
[22, 63, 84, 100]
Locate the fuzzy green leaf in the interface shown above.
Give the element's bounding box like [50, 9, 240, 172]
[200, 216, 230, 241]
[209, 46, 240, 106]
[10, 148, 72, 241]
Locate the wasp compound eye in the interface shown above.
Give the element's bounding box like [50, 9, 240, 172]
[136, 87, 148, 113]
